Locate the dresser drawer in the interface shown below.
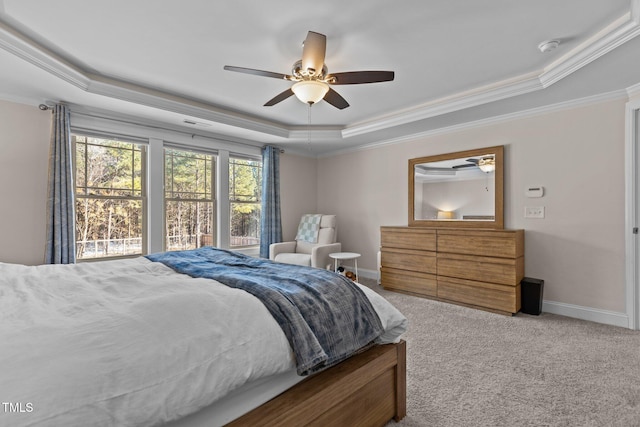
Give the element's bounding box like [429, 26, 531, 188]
[381, 247, 436, 274]
[381, 268, 437, 297]
[381, 227, 436, 251]
[437, 276, 521, 313]
[437, 229, 524, 258]
[437, 253, 524, 285]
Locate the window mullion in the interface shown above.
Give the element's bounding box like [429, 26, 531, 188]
[83, 140, 88, 196]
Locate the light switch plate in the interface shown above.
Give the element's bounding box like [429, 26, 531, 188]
[524, 206, 545, 218]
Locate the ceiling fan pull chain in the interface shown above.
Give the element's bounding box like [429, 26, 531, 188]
[307, 103, 313, 152]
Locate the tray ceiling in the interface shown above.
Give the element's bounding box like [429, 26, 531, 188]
[0, 0, 639, 155]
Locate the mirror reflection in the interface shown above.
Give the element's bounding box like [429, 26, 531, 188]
[414, 154, 496, 221]
[408, 145, 504, 228]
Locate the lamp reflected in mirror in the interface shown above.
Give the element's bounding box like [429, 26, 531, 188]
[437, 210, 455, 220]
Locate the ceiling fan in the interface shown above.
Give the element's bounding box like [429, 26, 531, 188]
[452, 157, 496, 173]
[452, 158, 480, 169]
[223, 31, 395, 110]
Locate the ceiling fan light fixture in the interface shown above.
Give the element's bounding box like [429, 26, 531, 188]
[292, 80, 329, 104]
[478, 157, 495, 173]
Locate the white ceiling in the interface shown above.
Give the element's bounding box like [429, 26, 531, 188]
[0, 0, 639, 156]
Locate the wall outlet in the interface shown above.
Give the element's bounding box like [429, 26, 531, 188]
[524, 206, 545, 218]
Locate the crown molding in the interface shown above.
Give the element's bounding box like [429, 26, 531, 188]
[628, 81, 640, 99]
[288, 127, 343, 140]
[0, 8, 638, 144]
[0, 20, 88, 89]
[342, 10, 640, 139]
[540, 11, 640, 87]
[341, 72, 543, 138]
[85, 74, 292, 139]
[322, 89, 629, 158]
[0, 18, 293, 139]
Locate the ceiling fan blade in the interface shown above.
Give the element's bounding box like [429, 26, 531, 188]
[452, 163, 477, 169]
[301, 31, 326, 77]
[264, 88, 294, 106]
[323, 88, 349, 110]
[416, 165, 457, 173]
[224, 65, 291, 80]
[327, 71, 395, 85]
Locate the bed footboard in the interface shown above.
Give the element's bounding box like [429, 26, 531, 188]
[227, 340, 407, 426]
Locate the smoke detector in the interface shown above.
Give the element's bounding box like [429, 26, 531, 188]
[538, 40, 560, 53]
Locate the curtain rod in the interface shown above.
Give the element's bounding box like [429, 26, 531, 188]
[44, 102, 287, 153]
[261, 145, 285, 153]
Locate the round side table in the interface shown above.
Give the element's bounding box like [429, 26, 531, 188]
[329, 252, 361, 280]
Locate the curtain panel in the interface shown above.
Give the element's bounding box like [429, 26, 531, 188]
[45, 104, 76, 264]
[259, 146, 282, 258]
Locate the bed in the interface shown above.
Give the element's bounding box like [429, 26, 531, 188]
[0, 247, 407, 426]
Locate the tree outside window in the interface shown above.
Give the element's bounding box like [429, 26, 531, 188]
[74, 135, 145, 259]
[229, 157, 261, 247]
[165, 149, 215, 251]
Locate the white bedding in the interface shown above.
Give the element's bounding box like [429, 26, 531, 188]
[0, 257, 406, 427]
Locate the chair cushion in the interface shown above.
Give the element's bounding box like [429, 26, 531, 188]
[296, 233, 334, 253]
[320, 215, 336, 228]
[296, 240, 315, 254]
[274, 253, 311, 266]
[317, 228, 335, 244]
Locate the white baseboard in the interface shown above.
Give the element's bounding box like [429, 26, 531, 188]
[357, 268, 380, 282]
[361, 267, 630, 329]
[540, 300, 629, 328]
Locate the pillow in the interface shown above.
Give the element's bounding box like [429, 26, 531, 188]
[295, 214, 322, 243]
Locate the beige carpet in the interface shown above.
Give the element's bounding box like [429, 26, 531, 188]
[360, 279, 640, 426]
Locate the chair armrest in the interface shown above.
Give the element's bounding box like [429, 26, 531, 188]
[310, 243, 342, 269]
[269, 241, 297, 260]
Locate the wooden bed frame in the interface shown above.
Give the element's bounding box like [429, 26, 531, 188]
[227, 340, 406, 426]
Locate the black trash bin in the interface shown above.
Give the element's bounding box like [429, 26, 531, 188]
[521, 277, 544, 315]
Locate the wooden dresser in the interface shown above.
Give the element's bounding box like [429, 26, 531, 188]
[380, 226, 524, 315]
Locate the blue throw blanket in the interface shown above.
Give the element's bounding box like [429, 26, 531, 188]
[146, 247, 384, 375]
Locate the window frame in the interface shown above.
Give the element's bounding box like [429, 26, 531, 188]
[72, 133, 148, 261]
[69, 112, 264, 259]
[228, 155, 262, 249]
[163, 147, 217, 251]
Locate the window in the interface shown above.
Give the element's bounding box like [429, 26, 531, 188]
[229, 156, 261, 248]
[164, 148, 216, 251]
[73, 135, 145, 259]
[71, 117, 264, 258]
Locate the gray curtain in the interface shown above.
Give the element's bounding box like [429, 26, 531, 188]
[259, 145, 282, 258]
[45, 104, 76, 264]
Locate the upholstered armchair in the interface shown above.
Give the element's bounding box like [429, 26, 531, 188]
[270, 214, 341, 269]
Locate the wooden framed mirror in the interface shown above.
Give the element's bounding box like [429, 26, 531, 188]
[409, 145, 504, 228]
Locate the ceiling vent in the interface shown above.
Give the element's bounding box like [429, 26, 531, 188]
[183, 119, 211, 127]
